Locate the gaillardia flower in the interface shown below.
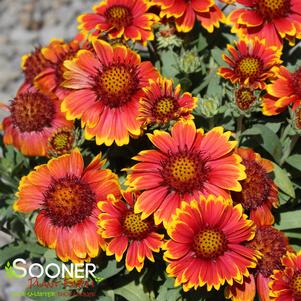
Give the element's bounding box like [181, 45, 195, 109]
[270, 251, 301, 300]
[263, 66, 301, 116]
[153, 0, 224, 33]
[227, 0, 301, 47]
[62, 39, 159, 146]
[98, 191, 164, 272]
[219, 39, 281, 89]
[14, 149, 120, 262]
[139, 77, 197, 126]
[3, 86, 72, 157]
[34, 39, 81, 99]
[235, 86, 257, 111]
[77, 0, 159, 44]
[232, 148, 278, 225]
[163, 196, 260, 291]
[126, 120, 246, 226]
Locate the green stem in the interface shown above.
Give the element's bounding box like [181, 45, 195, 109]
[236, 114, 244, 143]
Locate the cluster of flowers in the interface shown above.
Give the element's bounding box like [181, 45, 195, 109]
[1, 0, 301, 300]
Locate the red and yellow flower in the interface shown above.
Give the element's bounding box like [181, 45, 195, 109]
[34, 39, 81, 99]
[219, 39, 281, 89]
[14, 149, 120, 263]
[163, 196, 260, 291]
[227, 0, 301, 47]
[263, 66, 301, 116]
[3, 86, 72, 157]
[153, 0, 224, 33]
[126, 120, 246, 226]
[270, 251, 301, 300]
[77, 0, 159, 44]
[138, 77, 197, 126]
[98, 191, 164, 272]
[62, 39, 159, 146]
[232, 148, 278, 225]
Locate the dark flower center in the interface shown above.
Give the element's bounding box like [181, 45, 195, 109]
[235, 87, 256, 110]
[43, 175, 96, 227]
[256, 0, 291, 20]
[48, 127, 74, 156]
[291, 272, 301, 298]
[235, 56, 263, 82]
[10, 92, 55, 133]
[152, 97, 179, 120]
[105, 5, 133, 28]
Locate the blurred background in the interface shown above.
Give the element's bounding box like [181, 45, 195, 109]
[0, 1, 96, 299]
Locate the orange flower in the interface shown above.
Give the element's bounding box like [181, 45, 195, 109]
[35, 39, 81, 99]
[153, 0, 224, 33]
[263, 66, 301, 116]
[3, 86, 72, 157]
[219, 39, 281, 89]
[126, 120, 246, 226]
[77, 0, 159, 44]
[139, 77, 197, 126]
[270, 251, 301, 300]
[62, 39, 159, 146]
[227, 0, 301, 47]
[232, 148, 278, 225]
[164, 196, 260, 291]
[14, 149, 120, 263]
[98, 191, 164, 272]
[235, 86, 257, 110]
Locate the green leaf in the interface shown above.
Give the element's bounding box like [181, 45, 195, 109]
[159, 50, 179, 79]
[197, 33, 208, 52]
[114, 282, 151, 301]
[0, 242, 26, 266]
[286, 155, 301, 171]
[95, 258, 123, 280]
[273, 163, 295, 198]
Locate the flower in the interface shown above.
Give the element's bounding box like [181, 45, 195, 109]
[270, 251, 301, 300]
[163, 196, 260, 291]
[263, 66, 301, 116]
[177, 47, 203, 74]
[234, 86, 257, 111]
[156, 24, 182, 49]
[47, 126, 75, 157]
[126, 120, 246, 226]
[153, 0, 224, 33]
[295, 106, 301, 129]
[13, 149, 120, 262]
[232, 148, 278, 225]
[34, 39, 81, 99]
[227, 0, 301, 47]
[196, 95, 220, 118]
[62, 39, 159, 146]
[77, 0, 159, 44]
[138, 77, 196, 126]
[218, 39, 281, 89]
[3, 86, 72, 157]
[97, 191, 164, 272]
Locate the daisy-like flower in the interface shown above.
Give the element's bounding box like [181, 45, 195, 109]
[139, 77, 197, 126]
[226, 215, 291, 301]
[98, 191, 164, 272]
[62, 39, 159, 146]
[163, 196, 260, 292]
[35, 39, 81, 99]
[270, 251, 301, 300]
[235, 86, 257, 111]
[126, 120, 246, 226]
[263, 66, 301, 116]
[3, 86, 72, 157]
[232, 148, 278, 225]
[14, 149, 120, 262]
[77, 0, 159, 44]
[295, 106, 301, 129]
[227, 0, 301, 47]
[218, 39, 281, 89]
[153, 0, 224, 33]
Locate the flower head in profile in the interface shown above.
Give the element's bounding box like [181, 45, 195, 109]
[153, 0, 224, 33]
[234, 86, 257, 111]
[270, 251, 301, 301]
[227, 0, 301, 47]
[126, 120, 246, 226]
[219, 39, 281, 89]
[263, 66, 301, 116]
[77, 0, 159, 44]
[232, 148, 278, 225]
[3, 86, 72, 157]
[98, 191, 164, 272]
[164, 196, 260, 291]
[62, 39, 159, 146]
[14, 149, 120, 262]
[34, 39, 81, 99]
[139, 77, 196, 127]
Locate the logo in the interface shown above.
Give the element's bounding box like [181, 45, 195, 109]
[5, 261, 24, 279]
